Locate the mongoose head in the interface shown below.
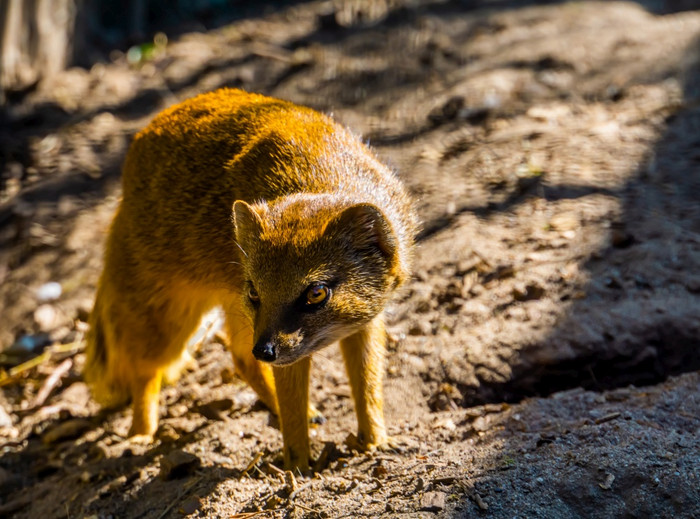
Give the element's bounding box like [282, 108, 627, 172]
[233, 194, 404, 366]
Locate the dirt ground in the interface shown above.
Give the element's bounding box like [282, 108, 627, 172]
[1, 1, 699, 517]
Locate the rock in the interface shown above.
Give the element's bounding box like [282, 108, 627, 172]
[428, 96, 465, 125]
[0, 405, 13, 429]
[159, 450, 201, 480]
[372, 461, 389, 478]
[420, 491, 446, 512]
[8, 333, 52, 356]
[408, 320, 432, 336]
[34, 304, 60, 331]
[549, 213, 579, 232]
[428, 383, 462, 411]
[156, 423, 180, 443]
[312, 441, 337, 473]
[512, 283, 546, 302]
[36, 282, 62, 301]
[599, 473, 615, 490]
[179, 496, 202, 515]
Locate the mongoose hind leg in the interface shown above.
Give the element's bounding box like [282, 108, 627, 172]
[128, 367, 162, 441]
[95, 277, 210, 442]
[340, 315, 390, 451]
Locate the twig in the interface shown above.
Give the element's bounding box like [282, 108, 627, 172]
[230, 511, 277, 518]
[294, 503, 322, 514]
[0, 341, 83, 386]
[31, 358, 72, 408]
[241, 452, 264, 478]
[288, 480, 313, 501]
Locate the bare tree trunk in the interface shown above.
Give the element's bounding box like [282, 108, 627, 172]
[0, 0, 77, 100]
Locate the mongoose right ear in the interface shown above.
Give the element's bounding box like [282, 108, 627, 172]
[233, 200, 264, 252]
[328, 203, 398, 263]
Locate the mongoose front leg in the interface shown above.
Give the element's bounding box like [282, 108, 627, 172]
[128, 368, 162, 442]
[225, 311, 279, 415]
[340, 315, 389, 451]
[273, 357, 311, 471]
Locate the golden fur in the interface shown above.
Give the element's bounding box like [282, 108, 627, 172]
[84, 88, 417, 470]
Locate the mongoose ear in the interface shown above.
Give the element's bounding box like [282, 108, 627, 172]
[233, 200, 264, 251]
[328, 203, 398, 263]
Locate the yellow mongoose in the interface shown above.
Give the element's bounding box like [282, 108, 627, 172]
[84, 88, 417, 471]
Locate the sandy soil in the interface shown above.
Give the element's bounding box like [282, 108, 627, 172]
[1, 1, 699, 517]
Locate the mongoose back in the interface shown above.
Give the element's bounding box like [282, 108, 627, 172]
[84, 88, 417, 471]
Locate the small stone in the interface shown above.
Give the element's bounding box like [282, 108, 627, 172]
[156, 423, 180, 443]
[420, 491, 446, 512]
[168, 403, 189, 418]
[428, 383, 462, 412]
[428, 96, 465, 124]
[34, 304, 60, 331]
[549, 213, 579, 232]
[265, 494, 285, 510]
[10, 333, 52, 354]
[36, 282, 62, 301]
[220, 366, 236, 384]
[599, 473, 615, 490]
[313, 441, 336, 473]
[159, 450, 201, 480]
[474, 493, 489, 510]
[284, 470, 298, 493]
[684, 277, 700, 294]
[179, 496, 202, 515]
[604, 275, 623, 289]
[512, 283, 545, 302]
[433, 475, 458, 485]
[0, 405, 13, 428]
[408, 320, 432, 336]
[372, 461, 389, 478]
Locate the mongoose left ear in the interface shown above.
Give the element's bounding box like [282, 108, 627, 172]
[328, 203, 398, 264]
[233, 200, 264, 253]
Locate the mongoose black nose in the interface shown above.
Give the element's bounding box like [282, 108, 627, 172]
[253, 341, 277, 362]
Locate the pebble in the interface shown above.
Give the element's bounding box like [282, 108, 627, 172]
[34, 304, 60, 331]
[179, 496, 202, 515]
[0, 405, 13, 428]
[408, 320, 432, 336]
[512, 282, 545, 302]
[159, 450, 201, 480]
[36, 282, 62, 301]
[599, 473, 615, 490]
[420, 491, 446, 512]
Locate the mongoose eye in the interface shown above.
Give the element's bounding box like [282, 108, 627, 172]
[248, 286, 260, 303]
[306, 284, 329, 306]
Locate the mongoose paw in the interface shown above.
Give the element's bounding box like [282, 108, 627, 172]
[308, 405, 326, 427]
[344, 432, 401, 454]
[128, 433, 155, 445]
